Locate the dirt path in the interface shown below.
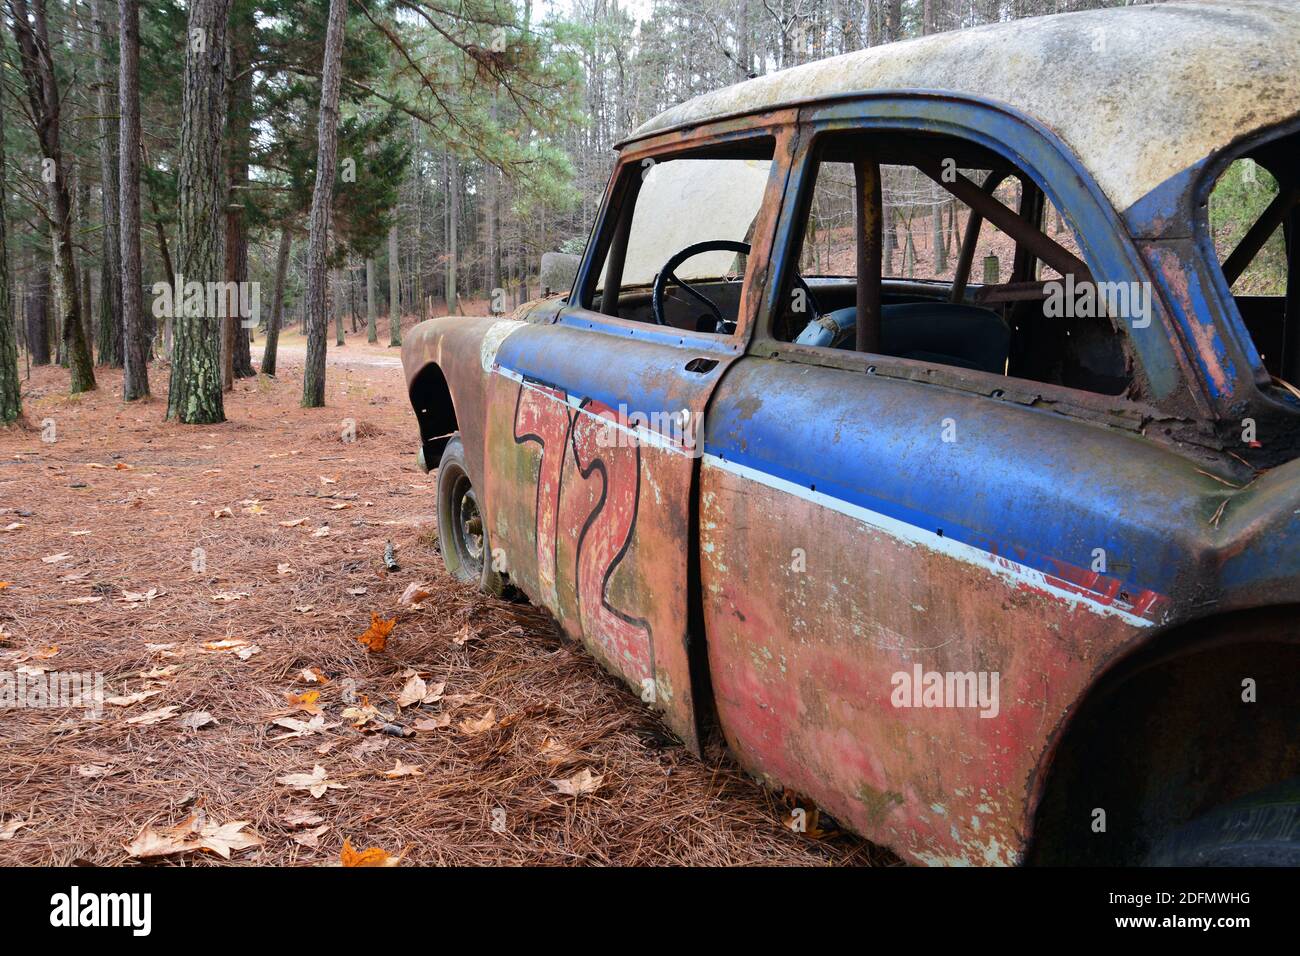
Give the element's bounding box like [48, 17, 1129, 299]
[0, 354, 885, 866]
[263, 333, 403, 370]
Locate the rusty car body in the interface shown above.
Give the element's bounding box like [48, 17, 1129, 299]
[403, 1, 1300, 865]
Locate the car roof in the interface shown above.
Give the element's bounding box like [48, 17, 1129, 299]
[625, 0, 1300, 213]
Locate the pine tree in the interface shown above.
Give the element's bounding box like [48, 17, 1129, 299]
[301, 0, 347, 408]
[167, 0, 234, 423]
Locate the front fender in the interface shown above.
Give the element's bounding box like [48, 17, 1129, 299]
[401, 315, 526, 492]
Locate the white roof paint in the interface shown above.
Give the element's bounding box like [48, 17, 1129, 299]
[630, 1, 1300, 212]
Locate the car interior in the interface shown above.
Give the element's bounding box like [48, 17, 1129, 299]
[767, 132, 1132, 395]
[583, 127, 1295, 402]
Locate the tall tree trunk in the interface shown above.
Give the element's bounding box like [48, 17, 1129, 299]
[446, 154, 459, 315]
[167, 0, 232, 423]
[10, 0, 95, 394]
[334, 268, 345, 345]
[301, 0, 346, 408]
[25, 269, 50, 366]
[387, 224, 401, 346]
[227, 4, 255, 382]
[365, 257, 377, 342]
[0, 27, 18, 424]
[262, 226, 290, 376]
[119, 0, 149, 398]
[142, 153, 176, 359]
[91, 0, 122, 369]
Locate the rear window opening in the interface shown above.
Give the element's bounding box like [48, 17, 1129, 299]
[1204, 131, 1299, 389]
[771, 132, 1132, 396]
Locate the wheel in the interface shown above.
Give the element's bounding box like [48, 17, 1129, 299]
[435, 435, 508, 597]
[1146, 777, 1300, 866]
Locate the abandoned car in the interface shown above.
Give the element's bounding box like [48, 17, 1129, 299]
[403, 1, 1300, 865]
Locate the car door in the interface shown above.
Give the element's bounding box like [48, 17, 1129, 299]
[696, 105, 1209, 864]
[479, 124, 795, 750]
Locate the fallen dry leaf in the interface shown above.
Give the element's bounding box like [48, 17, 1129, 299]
[179, 710, 216, 731]
[126, 816, 261, 860]
[125, 705, 180, 726]
[282, 808, 325, 828]
[340, 700, 384, 728]
[378, 759, 423, 779]
[276, 765, 346, 799]
[202, 638, 252, 652]
[278, 517, 308, 528]
[311, 526, 331, 538]
[413, 714, 451, 732]
[270, 715, 339, 740]
[539, 736, 579, 766]
[298, 666, 328, 684]
[276, 563, 294, 575]
[41, 552, 71, 564]
[340, 838, 403, 867]
[193, 820, 262, 859]
[139, 665, 180, 680]
[292, 824, 330, 849]
[357, 612, 395, 652]
[212, 507, 234, 519]
[0, 817, 30, 840]
[285, 690, 322, 715]
[210, 591, 249, 602]
[106, 689, 162, 707]
[396, 675, 445, 708]
[398, 581, 433, 607]
[783, 806, 834, 839]
[65, 596, 103, 605]
[549, 767, 604, 797]
[76, 764, 117, 778]
[459, 708, 498, 735]
[3, 522, 25, 532]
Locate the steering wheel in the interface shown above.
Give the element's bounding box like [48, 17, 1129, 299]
[650, 240, 818, 334]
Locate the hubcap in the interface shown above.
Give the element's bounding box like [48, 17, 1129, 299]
[451, 473, 484, 574]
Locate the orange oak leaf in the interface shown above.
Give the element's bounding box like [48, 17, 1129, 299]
[340, 838, 404, 867]
[285, 690, 322, 715]
[357, 612, 395, 652]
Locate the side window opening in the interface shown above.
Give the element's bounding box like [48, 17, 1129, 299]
[1205, 141, 1299, 386]
[580, 138, 775, 335]
[772, 133, 1132, 396]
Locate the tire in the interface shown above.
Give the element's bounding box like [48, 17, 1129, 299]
[435, 435, 508, 597]
[1146, 777, 1300, 866]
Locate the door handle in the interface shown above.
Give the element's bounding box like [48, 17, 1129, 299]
[684, 358, 718, 374]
